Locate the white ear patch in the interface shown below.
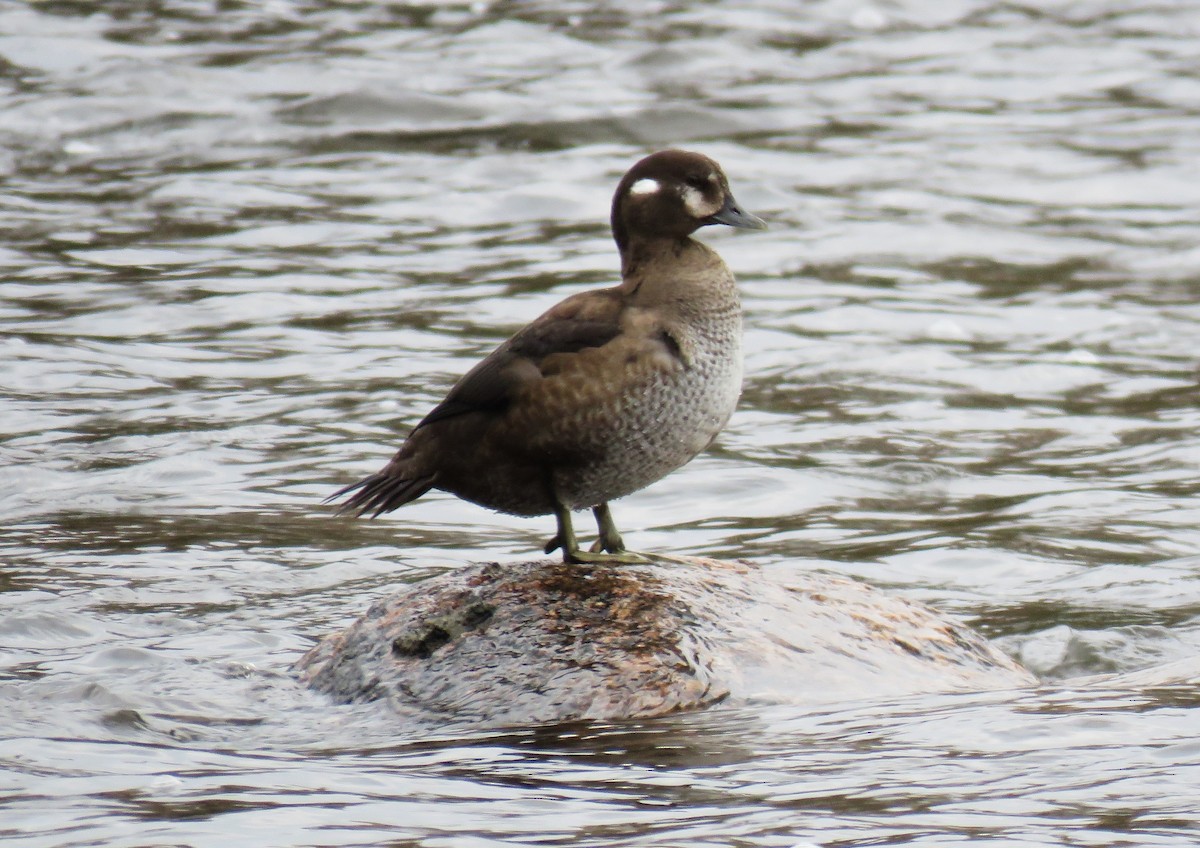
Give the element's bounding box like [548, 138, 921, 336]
[629, 178, 660, 196]
[681, 184, 720, 218]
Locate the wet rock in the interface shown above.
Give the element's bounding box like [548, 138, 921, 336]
[296, 556, 1035, 727]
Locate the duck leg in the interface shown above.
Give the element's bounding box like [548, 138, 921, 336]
[588, 503, 650, 563]
[588, 503, 625, 553]
[543, 499, 578, 558]
[543, 499, 649, 565]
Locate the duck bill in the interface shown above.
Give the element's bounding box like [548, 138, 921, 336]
[706, 193, 767, 230]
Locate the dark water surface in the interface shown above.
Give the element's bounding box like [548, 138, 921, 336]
[3, 1, 1200, 845]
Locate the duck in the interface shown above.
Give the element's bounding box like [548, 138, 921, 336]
[329, 149, 766, 563]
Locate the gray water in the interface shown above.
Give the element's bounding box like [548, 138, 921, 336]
[3, 1, 1200, 845]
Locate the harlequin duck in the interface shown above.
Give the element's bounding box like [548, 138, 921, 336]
[330, 149, 766, 563]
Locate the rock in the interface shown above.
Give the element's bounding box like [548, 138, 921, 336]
[296, 555, 1035, 727]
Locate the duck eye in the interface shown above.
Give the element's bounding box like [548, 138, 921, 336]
[684, 174, 709, 190]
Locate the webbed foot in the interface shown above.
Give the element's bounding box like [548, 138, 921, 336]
[545, 502, 648, 564]
[566, 548, 651, 565]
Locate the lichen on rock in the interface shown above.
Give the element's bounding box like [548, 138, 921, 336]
[296, 555, 1035, 728]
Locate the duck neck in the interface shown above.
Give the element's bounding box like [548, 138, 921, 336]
[617, 235, 737, 315]
[618, 234, 702, 280]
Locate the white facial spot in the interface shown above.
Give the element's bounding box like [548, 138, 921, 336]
[629, 178, 660, 196]
[681, 184, 720, 218]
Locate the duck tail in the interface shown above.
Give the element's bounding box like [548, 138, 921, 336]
[325, 470, 436, 518]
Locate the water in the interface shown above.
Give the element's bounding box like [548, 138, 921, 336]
[3, 0, 1200, 844]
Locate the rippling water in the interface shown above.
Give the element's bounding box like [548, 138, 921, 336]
[4, 1, 1200, 845]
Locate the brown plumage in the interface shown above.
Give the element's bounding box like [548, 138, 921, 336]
[329, 149, 765, 563]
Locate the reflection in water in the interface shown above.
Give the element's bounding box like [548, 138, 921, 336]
[3, 0, 1200, 845]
